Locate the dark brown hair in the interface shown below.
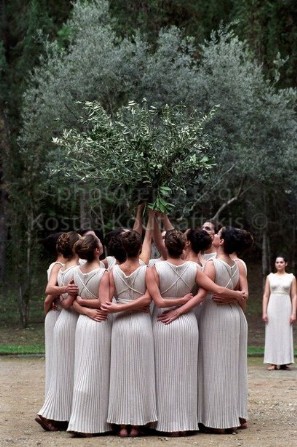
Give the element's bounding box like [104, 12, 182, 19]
[74, 234, 100, 262]
[121, 230, 142, 258]
[186, 229, 212, 254]
[220, 227, 253, 254]
[56, 231, 80, 259]
[165, 229, 185, 258]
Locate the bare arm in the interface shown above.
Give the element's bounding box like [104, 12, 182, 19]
[75, 296, 101, 309]
[290, 276, 297, 324]
[101, 269, 150, 313]
[133, 203, 145, 235]
[146, 266, 192, 308]
[139, 209, 154, 265]
[152, 214, 168, 259]
[72, 300, 107, 321]
[262, 276, 270, 323]
[45, 264, 78, 297]
[44, 295, 59, 314]
[158, 262, 246, 324]
[212, 260, 248, 311]
[60, 286, 77, 309]
[101, 291, 151, 313]
[161, 213, 174, 231]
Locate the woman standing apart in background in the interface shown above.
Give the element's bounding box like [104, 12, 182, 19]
[263, 256, 296, 370]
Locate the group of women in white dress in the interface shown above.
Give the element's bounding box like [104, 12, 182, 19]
[35, 211, 254, 438]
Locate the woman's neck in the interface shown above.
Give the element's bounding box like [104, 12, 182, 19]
[64, 257, 79, 269]
[216, 249, 233, 265]
[183, 250, 198, 263]
[80, 258, 101, 272]
[166, 255, 184, 265]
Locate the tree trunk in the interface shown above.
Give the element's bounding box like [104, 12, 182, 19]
[0, 108, 10, 282]
[261, 229, 270, 287]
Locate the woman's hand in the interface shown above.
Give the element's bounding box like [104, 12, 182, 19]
[262, 313, 268, 323]
[157, 308, 180, 324]
[101, 302, 119, 313]
[290, 314, 296, 324]
[65, 280, 78, 296]
[181, 293, 193, 304]
[76, 296, 84, 305]
[213, 291, 247, 307]
[86, 308, 108, 321]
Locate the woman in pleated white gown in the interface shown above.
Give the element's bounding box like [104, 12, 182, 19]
[42, 233, 67, 395]
[263, 256, 296, 370]
[183, 229, 212, 321]
[101, 230, 157, 438]
[67, 234, 112, 436]
[147, 229, 199, 436]
[197, 227, 251, 433]
[36, 231, 80, 431]
[155, 228, 248, 435]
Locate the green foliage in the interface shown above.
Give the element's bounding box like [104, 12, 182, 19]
[51, 100, 215, 213]
[232, 0, 297, 88]
[2, 0, 297, 327]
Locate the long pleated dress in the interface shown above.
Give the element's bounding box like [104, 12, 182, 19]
[44, 261, 64, 395]
[67, 267, 112, 434]
[107, 264, 157, 426]
[198, 258, 248, 429]
[153, 260, 199, 433]
[38, 265, 79, 422]
[264, 273, 295, 365]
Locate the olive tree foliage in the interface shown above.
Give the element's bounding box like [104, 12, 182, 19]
[18, 1, 297, 267]
[51, 100, 214, 213]
[190, 28, 297, 270]
[19, 0, 216, 228]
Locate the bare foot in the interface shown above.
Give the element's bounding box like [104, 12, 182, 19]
[238, 418, 248, 429]
[130, 426, 139, 437]
[119, 426, 128, 437]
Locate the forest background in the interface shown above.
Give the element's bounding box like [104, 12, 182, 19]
[0, 0, 297, 351]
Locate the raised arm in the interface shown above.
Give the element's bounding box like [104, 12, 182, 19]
[133, 203, 145, 235]
[152, 213, 168, 259]
[139, 209, 154, 265]
[146, 266, 192, 308]
[161, 213, 174, 231]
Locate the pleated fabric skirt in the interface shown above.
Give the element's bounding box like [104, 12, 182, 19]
[107, 311, 157, 426]
[67, 315, 112, 434]
[153, 310, 199, 432]
[38, 308, 78, 421]
[44, 309, 61, 395]
[198, 298, 248, 429]
[264, 293, 294, 365]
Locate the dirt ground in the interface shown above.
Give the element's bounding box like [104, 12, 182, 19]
[0, 357, 296, 447]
